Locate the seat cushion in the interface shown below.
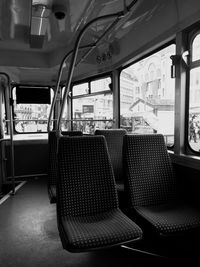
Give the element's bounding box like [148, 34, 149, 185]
[135, 203, 200, 236]
[59, 208, 142, 252]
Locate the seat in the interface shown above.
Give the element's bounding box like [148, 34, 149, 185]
[123, 134, 200, 236]
[56, 135, 142, 252]
[95, 129, 127, 192]
[47, 130, 82, 203]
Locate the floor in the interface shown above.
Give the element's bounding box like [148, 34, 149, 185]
[0, 177, 194, 267]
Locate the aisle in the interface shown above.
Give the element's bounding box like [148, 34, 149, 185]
[0, 177, 169, 267]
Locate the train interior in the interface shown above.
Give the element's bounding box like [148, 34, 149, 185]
[1, 0, 200, 266]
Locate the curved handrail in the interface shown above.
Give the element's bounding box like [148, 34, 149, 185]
[47, 44, 96, 132]
[57, 13, 123, 131]
[57, 0, 139, 132]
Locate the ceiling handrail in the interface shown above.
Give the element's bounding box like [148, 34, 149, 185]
[47, 44, 96, 132]
[57, 0, 139, 132]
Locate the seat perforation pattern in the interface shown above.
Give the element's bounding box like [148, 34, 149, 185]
[95, 129, 127, 191]
[57, 136, 118, 217]
[135, 204, 200, 235]
[123, 134, 177, 207]
[47, 131, 82, 203]
[57, 135, 142, 251]
[123, 134, 200, 235]
[60, 209, 142, 251]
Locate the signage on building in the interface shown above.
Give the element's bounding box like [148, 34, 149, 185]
[82, 105, 94, 113]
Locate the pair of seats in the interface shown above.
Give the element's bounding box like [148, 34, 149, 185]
[47, 130, 82, 203]
[56, 132, 200, 253]
[95, 130, 200, 237]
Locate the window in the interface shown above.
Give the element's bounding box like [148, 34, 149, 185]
[188, 33, 200, 152]
[13, 87, 54, 133]
[91, 78, 111, 93]
[61, 77, 113, 134]
[1, 91, 7, 136]
[73, 83, 89, 96]
[192, 33, 200, 61]
[120, 44, 175, 146]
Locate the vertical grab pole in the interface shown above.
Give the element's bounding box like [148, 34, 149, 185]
[47, 51, 72, 133]
[47, 45, 96, 133]
[8, 79, 15, 195]
[57, 12, 124, 132]
[0, 73, 15, 195]
[56, 0, 138, 131]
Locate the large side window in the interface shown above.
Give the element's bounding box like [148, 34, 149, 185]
[61, 77, 113, 134]
[120, 44, 175, 146]
[188, 32, 200, 152]
[13, 86, 54, 133]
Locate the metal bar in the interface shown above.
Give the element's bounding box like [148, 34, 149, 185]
[6, 173, 47, 179]
[75, 17, 122, 67]
[121, 245, 170, 259]
[47, 44, 96, 132]
[76, 0, 139, 67]
[57, 0, 139, 132]
[13, 119, 48, 122]
[57, 12, 124, 131]
[62, 119, 114, 122]
[0, 181, 26, 206]
[126, 0, 138, 11]
[0, 72, 15, 195]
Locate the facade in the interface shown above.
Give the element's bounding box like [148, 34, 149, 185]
[120, 45, 175, 139]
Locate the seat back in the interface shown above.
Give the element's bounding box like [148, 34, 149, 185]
[57, 135, 118, 217]
[95, 129, 127, 183]
[62, 131, 83, 136]
[47, 131, 58, 189]
[123, 134, 177, 208]
[47, 130, 82, 202]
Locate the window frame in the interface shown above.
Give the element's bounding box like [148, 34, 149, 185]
[186, 30, 200, 154]
[12, 85, 54, 134]
[68, 74, 113, 132]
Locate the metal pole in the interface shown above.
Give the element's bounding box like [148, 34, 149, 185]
[47, 44, 96, 132]
[75, 17, 123, 67]
[57, 0, 138, 131]
[57, 12, 125, 131]
[0, 72, 15, 195]
[61, 119, 114, 122]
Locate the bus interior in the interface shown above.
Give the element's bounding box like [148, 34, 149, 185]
[1, 0, 200, 266]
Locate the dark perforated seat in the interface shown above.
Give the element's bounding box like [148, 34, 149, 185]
[57, 135, 142, 252]
[123, 134, 200, 236]
[47, 130, 82, 203]
[95, 129, 127, 191]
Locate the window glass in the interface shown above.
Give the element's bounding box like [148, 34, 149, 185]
[61, 77, 113, 133]
[72, 94, 113, 134]
[120, 44, 175, 146]
[188, 67, 200, 152]
[192, 34, 200, 62]
[73, 83, 89, 96]
[91, 77, 111, 93]
[13, 87, 54, 133]
[2, 92, 7, 135]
